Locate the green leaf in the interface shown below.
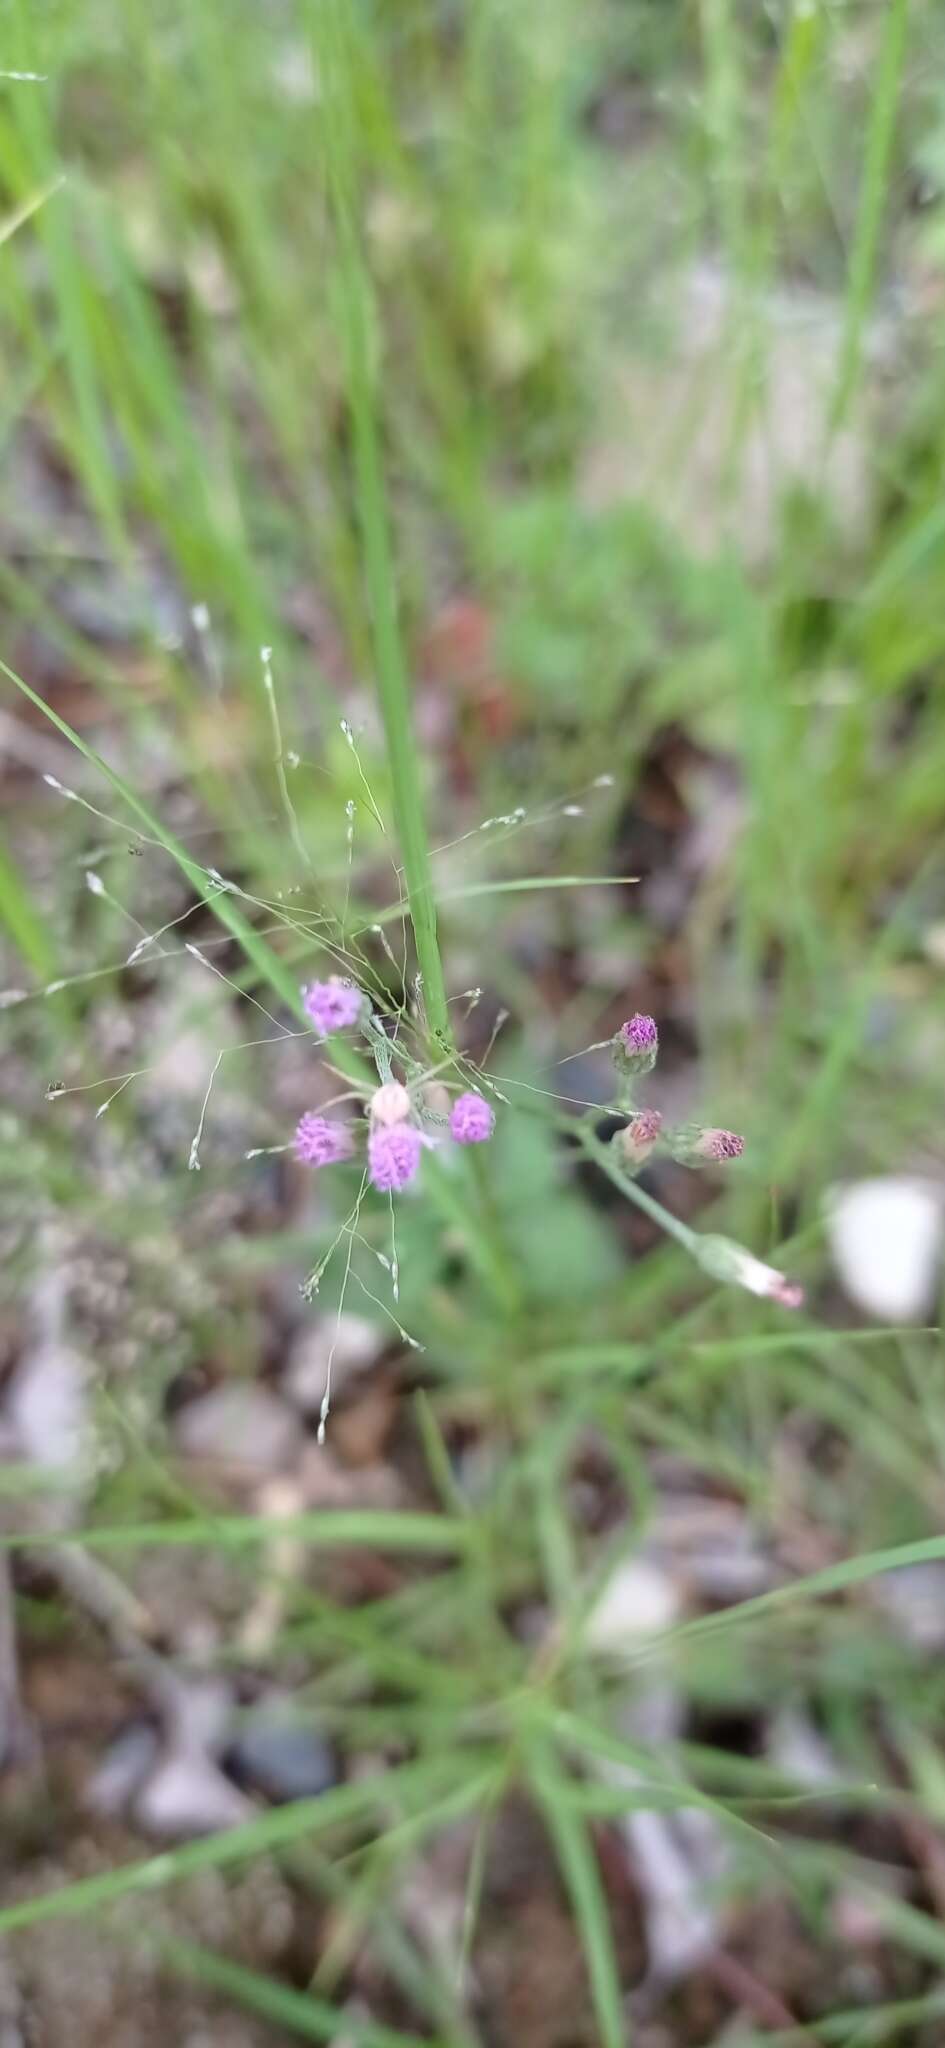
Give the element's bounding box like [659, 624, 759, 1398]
[528, 1737, 627, 2048]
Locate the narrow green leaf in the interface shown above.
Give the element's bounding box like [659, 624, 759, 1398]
[159, 1936, 438, 2048]
[529, 1740, 626, 2048]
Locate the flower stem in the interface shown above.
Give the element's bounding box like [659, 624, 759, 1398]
[575, 1125, 701, 1255]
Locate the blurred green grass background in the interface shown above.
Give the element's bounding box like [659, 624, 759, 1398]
[4, 0, 945, 2041]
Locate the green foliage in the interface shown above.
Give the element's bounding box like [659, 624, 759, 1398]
[3, 0, 945, 2037]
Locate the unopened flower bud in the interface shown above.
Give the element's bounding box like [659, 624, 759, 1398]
[670, 1125, 745, 1166]
[613, 1012, 658, 1077]
[615, 1109, 662, 1170]
[370, 1081, 412, 1127]
[695, 1233, 803, 1309]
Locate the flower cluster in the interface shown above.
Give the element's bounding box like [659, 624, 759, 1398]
[610, 1013, 744, 1175]
[293, 976, 497, 1194]
[295, 1083, 495, 1192]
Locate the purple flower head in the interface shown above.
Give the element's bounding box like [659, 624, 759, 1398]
[294, 1113, 355, 1168]
[670, 1124, 745, 1167]
[616, 1108, 662, 1170]
[621, 1013, 658, 1055]
[368, 1122, 423, 1193]
[695, 1127, 745, 1163]
[614, 1012, 659, 1077]
[303, 977, 364, 1035]
[449, 1092, 495, 1145]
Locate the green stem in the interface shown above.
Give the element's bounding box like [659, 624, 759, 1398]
[316, 0, 450, 1054]
[574, 1123, 701, 1256]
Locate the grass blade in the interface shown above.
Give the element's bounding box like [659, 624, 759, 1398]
[0, 1755, 465, 1935]
[830, 0, 909, 431]
[529, 1737, 626, 2048]
[158, 1936, 442, 2048]
[313, 0, 450, 1052]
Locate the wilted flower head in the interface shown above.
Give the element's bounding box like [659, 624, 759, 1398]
[449, 1092, 495, 1145]
[368, 1122, 423, 1193]
[614, 1012, 659, 1077]
[370, 1081, 412, 1127]
[303, 977, 364, 1035]
[696, 1233, 803, 1309]
[615, 1108, 662, 1171]
[294, 1113, 355, 1168]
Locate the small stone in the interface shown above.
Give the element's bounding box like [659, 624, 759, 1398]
[827, 1177, 943, 1321]
[135, 1749, 253, 1837]
[174, 1383, 300, 1475]
[227, 1701, 337, 1804]
[87, 1722, 160, 1817]
[283, 1316, 382, 1414]
[869, 1561, 945, 1652]
[585, 1557, 680, 1653]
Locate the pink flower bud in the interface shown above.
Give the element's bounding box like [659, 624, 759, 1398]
[370, 1081, 412, 1127]
[694, 1128, 745, 1163]
[669, 1125, 745, 1166]
[696, 1233, 803, 1309]
[615, 1108, 662, 1170]
[614, 1012, 659, 1076]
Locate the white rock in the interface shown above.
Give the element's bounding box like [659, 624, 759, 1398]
[174, 1382, 300, 1474]
[283, 1315, 382, 1413]
[584, 1557, 680, 1654]
[827, 1178, 943, 1321]
[135, 1748, 252, 1837]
